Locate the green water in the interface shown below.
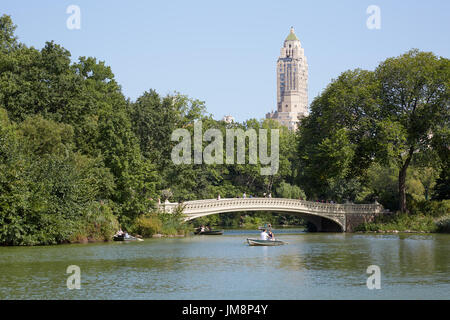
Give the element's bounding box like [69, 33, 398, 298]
[1, 229, 449, 299]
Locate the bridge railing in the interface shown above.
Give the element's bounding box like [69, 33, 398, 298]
[159, 198, 385, 215]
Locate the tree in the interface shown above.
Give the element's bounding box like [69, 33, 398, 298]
[128, 90, 206, 169]
[296, 50, 449, 212]
[296, 69, 378, 200]
[0, 16, 160, 237]
[0, 110, 118, 245]
[375, 49, 449, 212]
[0, 14, 18, 51]
[276, 181, 306, 199]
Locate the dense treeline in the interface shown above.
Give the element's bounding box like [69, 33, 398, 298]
[0, 15, 159, 244]
[0, 15, 448, 245]
[0, 15, 302, 244]
[295, 49, 449, 231]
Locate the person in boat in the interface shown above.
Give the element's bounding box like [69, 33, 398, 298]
[267, 230, 275, 241]
[116, 228, 124, 237]
[260, 229, 269, 240]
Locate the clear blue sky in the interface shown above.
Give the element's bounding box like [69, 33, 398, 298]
[2, 0, 449, 122]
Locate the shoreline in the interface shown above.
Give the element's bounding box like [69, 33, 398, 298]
[3, 226, 448, 247]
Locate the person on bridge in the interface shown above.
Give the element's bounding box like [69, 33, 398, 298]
[217, 194, 221, 200]
[260, 229, 269, 240]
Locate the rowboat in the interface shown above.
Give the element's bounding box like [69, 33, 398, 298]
[194, 230, 224, 235]
[247, 238, 286, 246]
[113, 234, 143, 241]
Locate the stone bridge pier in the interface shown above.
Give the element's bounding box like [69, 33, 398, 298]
[159, 198, 387, 232]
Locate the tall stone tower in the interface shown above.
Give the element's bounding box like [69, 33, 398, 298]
[266, 27, 308, 130]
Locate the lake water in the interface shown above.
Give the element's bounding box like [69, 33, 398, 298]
[1, 229, 449, 299]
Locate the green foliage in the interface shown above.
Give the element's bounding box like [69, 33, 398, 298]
[356, 163, 399, 210]
[241, 215, 264, 229]
[0, 110, 118, 245]
[193, 214, 221, 227]
[158, 204, 190, 235]
[296, 50, 449, 213]
[71, 202, 119, 242]
[0, 14, 18, 51]
[374, 50, 449, 212]
[433, 161, 450, 200]
[296, 69, 379, 200]
[356, 213, 438, 233]
[356, 199, 450, 233]
[408, 199, 450, 217]
[276, 181, 306, 199]
[130, 205, 192, 236]
[435, 217, 450, 233]
[128, 90, 206, 169]
[0, 15, 159, 244]
[1, 16, 448, 244]
[190, 211, 306, 229]
[131, 207, 193, 237]
[132, 214, 163, 237]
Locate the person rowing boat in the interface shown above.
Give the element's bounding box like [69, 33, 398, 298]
[260, 229, 269, 240]
[113, 229, 143, 241]
[260, 228, 276, 241]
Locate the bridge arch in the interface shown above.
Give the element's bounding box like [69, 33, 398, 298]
[184, 206, 344, 232]
[160, 198, 385, 232]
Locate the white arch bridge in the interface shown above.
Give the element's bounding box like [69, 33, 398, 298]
[159, 198, 387, 232]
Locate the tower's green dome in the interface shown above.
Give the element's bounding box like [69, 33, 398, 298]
[285, 27, 299, 41]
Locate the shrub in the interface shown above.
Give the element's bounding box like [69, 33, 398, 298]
[132, 214, 163, 237]
[241, 215, 263, 229]
[436, 217, 450, 233]
[355, 211, 438, 232]
[408, 199, 450, 217]
[70, 202, 119, 242]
